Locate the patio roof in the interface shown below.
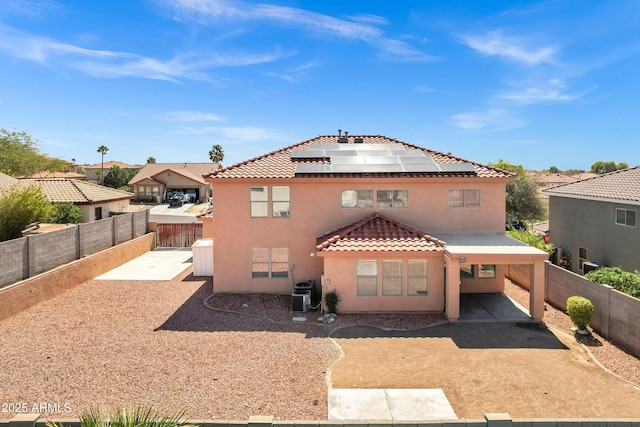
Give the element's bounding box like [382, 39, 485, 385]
[438, 233, 549, 261]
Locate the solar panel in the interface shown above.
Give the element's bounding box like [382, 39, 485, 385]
[293, 143, 476, 175]
[437, 163, 476, 173]
[403, 163, 441, 173]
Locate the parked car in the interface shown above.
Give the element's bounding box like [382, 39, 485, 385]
[169, 191, 189, 207]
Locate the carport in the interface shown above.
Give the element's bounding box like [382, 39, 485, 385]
[440, 234, 549, 322]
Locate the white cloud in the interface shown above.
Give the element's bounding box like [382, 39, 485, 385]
[451, 109, 525, 131]
[0, 24, 289, 81]
[160, 0, 435, 62]
[157, 110, 225, 122]
[170, 125, 280, 141]
[461, 30, 558, 66]
[0, 0, 61, 18]
[499, 79, 587, 104]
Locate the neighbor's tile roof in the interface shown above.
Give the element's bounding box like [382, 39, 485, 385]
[85, 160, 141, 170]
[128, 163, 218, 185]
[18, 179, 133, 203]
[0, 172, 19, 191]
[316, 212, 446, 253]
[543, 166, 640, 203]
[207, 135, 513, 179]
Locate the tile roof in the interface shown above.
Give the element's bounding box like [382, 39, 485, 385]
[17, 179, 133, 203]
[316, 212, 446, 253]
[0, 172, 19, 191]
[129, 163, 218, 185]
[207, 135, 513, 180]
[85, 161, 141, 170]
[542, 166, 640, 203]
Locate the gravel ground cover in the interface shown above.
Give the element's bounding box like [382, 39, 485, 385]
[1, 270, 638, 421]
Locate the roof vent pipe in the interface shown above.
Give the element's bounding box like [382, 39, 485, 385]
[338, 129, 342, 136]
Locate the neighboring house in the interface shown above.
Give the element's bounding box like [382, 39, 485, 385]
[529, 172, 578, 188]
[128, 163, 218, 203]
[0, 172, 19, 194]
[543, 166, 640, 274]
[203, 134, 548, 321]
[17, 178, 133, 222]
[21, 170, 85, 179]
[85, 161, 141, 183]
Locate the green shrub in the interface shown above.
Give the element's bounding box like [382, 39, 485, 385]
[585, 267, 640, 298]
[506, 228, 553, 253]
[47, 406, 192, 427]
[325, 291, 339, 313]
[566, 296, 593, 331]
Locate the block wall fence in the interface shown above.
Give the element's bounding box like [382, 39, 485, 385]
[0, 210, 149, 289]
[3, 413, 640, 427]
[507, 262, 640, 358]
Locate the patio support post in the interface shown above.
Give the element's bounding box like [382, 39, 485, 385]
[529, 259, 546, 321]
[445, 255, 461, 322]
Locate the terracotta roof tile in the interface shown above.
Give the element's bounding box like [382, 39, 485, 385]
[316, 212, 446, 253]
[17, 179, 132, 203]
[85, 160, 140, 169]
[129, 163, 218, 185]
[543, 166, 640, 203]
[207, 135, 512, 180]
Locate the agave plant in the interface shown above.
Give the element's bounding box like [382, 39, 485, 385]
[47, 406, 192, 427]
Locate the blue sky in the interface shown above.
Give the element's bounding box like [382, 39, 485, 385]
[1, 0, 639, 170]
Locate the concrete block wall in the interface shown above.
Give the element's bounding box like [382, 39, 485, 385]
[0, 237, 28, 288]
[3, 413, 640, 427]
[507, 262, 640, 358]
[79, 218, 114, 257]
[114, 213, 133, 245]
[0, 212, 149, 289]
[506, 264, 531, 291]
[609, 290, 640, 357]
[544, 263, 611, 335]
[28, 226, 78, 277]
[133, 209, 149, 238]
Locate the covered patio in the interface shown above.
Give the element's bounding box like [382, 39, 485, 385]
[439, 234, 549, 322]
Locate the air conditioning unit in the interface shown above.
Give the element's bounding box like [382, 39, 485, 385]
[582, 261, 599, 275]
[291, 289, 311, 312]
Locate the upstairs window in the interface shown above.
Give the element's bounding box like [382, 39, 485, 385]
[376, 190, 408, 208]
[616, 208, 636, 227]
[250, 186, 268, 217]
[449, 189, 480, 208]
[342, 190, 374, 208]
[272, 186, 290, 218]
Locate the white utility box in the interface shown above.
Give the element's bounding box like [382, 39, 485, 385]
[191, 238, 213, 276]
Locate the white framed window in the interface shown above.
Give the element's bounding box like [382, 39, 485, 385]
[616, 208, 636, 227]
[376, 190, 409, 208]
[356, 260, 377, 296]
[407, 260, 428, 296]
[478, 264, 496, 279]
[382, 260, 403, 296]
[272, 186, 290, 218]
[342, 190, 373, 208]
[250, 186, 268, 217]
[251, 248, 289, 279]
[449, 189, 480, 208]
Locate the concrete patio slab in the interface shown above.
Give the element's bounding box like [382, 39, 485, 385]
[96, 248, 193, 281]
[328, 388, 457, 421]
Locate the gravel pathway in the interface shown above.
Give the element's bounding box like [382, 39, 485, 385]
[0, 271, 638, 421]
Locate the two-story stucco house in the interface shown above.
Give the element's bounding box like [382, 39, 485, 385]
[543, 166, 640, 274]
[203, 134, 548, 321]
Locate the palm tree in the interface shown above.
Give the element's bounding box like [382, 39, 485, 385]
[97, 145, 109, 185]
[208, 144, 224, 167]
[146, 156, 156, 164]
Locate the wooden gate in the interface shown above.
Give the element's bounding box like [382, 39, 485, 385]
[156, 223, 203, 247]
